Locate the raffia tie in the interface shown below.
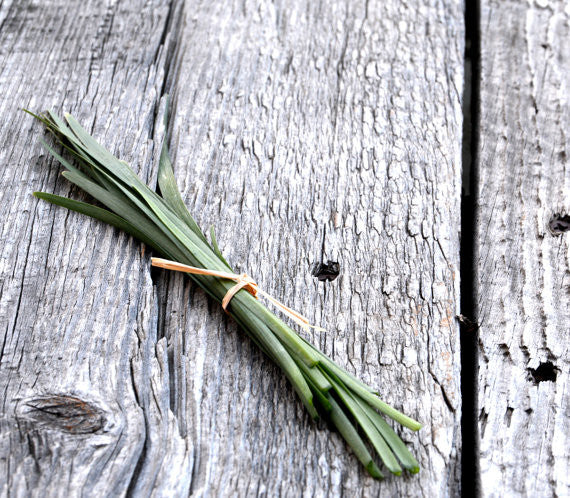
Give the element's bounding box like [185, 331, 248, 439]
[151, 257, 324, 332]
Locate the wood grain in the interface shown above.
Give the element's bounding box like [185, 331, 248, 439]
[0, 0, 464, 495]
[0, 1, 191, 496]
[477, 0, 570, 496]
[160, 0, 464, 495]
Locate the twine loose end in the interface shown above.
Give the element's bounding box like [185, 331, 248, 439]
[151, 257, 324, 332]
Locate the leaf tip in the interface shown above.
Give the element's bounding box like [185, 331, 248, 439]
[22, 108, 43, 121]
[366, 462, 384, 480]
[410, 421, 423, 431]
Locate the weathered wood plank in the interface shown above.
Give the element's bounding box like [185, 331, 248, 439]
[1, 0, 465, 495]
[0, 1, 191, 496]
[477, 0, 570, 495]
[160, 0, 464, 495]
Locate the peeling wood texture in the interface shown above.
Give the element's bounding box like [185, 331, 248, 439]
[0, 0, 464, 496]
[477, 0, 570, 496]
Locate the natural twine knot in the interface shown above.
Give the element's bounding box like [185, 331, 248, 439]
[151, 258, 324, 332]
[222, 273, 258, 311]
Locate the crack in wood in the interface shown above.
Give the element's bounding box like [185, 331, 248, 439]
[460, 0, 482, 494]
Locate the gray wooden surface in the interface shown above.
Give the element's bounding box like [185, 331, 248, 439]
[0, 0, 567, 496]
[0, 0, 463, 496]
[477, 0, 570, 496]
[0, 1, 188, 496]
[163, 0, 463, 496]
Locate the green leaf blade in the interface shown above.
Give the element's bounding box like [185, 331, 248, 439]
[33, 192, 158, 251]
[157, 139, 209, 246]
[327, 394, 384, 479]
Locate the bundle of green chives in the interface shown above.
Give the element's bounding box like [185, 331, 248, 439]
[28, 107, 421, 479]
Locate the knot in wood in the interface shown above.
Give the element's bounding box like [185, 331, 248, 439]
[17, 395, 105, 434]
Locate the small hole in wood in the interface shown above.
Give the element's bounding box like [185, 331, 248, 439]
[548, 213, 570, 234]
[312, 261, 340, 282]
[504, 407, 514, 428]
[527, 362, 558, 384]
[498, 343, 510, 358]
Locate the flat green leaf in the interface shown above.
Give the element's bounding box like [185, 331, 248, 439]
[297, 360, 332, 393]
[64, 113, 139, 187]
[327, 394, 384, 479]
[321, 369, 402, 475]
[41, 140, 90, 180]
[237, 295, 321, 368]
[357, 402, 420, 473]
[304, 374, 332, 412]
[306, 341, 422, 431]
[231, 305, 318, 420]
[134, 184, 224, 270]
[157, 138, 210, 246]
[61, 171, 187, 264]
[33, 192, 159, 252]
[209, 226, 232, 270]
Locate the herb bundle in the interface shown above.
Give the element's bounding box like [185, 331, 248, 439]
[29, 108, 421, 478]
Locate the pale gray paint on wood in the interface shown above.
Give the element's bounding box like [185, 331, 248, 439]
[0, 0, 464, 496]
[477, 0, 570, 496]
[162, 0, 463, 496]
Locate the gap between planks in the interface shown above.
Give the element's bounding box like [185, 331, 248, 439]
[460, 0, 481, 496]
